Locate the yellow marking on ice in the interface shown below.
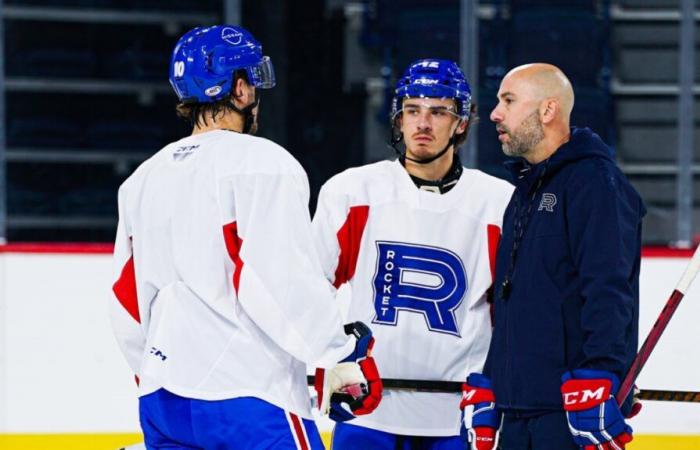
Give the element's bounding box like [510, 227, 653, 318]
[0, 433, 143, 450]
[628, 434, 700, 449]
[0, 432, 698, 449]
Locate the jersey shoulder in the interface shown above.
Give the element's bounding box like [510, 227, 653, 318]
[118, 144, 167, 195]
[321, 159, 400, 199]
[463, 169, 514, 203]
[207, 131, 304, 177]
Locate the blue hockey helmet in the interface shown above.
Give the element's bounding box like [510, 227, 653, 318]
[391, 59, 471, 120]
[169, 25, 275, 104]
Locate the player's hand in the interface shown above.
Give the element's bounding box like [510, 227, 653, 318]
[314, 322, 382, 422]
[561, 369, 634, 450]
[459, 373, 501, 450]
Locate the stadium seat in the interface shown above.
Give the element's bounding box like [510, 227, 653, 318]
[570, 87, 615, 146]
[509, 10, 605, 87]
[7, 117, 85, 148]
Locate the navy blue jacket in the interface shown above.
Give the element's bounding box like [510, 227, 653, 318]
[484, 127, 646, 412]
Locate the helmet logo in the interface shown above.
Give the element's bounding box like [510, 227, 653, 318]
[205, 85, 222, 97]
[415, 78, 439, 85]
[221, 27, 243, 45]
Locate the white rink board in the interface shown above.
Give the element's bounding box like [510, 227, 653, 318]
[631, 258, 700, 434]
[0, 252, 140, 433]
[0, 252, 698, 434]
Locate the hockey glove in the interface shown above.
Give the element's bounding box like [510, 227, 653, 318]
[459, 373, 501, 450]
[314, 321, 382, 422]
[561, 369, 634, 450]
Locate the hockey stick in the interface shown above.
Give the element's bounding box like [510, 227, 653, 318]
[306, 376, 700, 402]
[615, 245, 700, 405]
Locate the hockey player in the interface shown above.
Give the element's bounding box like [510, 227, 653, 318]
[311, 59, 513, 449]
[460, 63, 644, 450]
[109, 25, 381, 450]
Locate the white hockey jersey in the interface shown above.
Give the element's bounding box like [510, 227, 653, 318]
[312, 159, 513, 436]
[109, 129, 355, 419]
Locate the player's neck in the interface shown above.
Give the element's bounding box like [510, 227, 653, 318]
[404, 151, 454, 181]
[192, 112, 244, 135]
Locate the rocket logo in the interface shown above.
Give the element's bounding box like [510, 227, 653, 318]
[538, 193, 557, 212]
[372, 241, 467, 336]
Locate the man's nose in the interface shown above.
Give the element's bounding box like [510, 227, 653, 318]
[416, 112, 432, 130]
[490, 106, 502, 123]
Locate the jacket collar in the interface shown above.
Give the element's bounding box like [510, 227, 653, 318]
[503, 127, 614, 189]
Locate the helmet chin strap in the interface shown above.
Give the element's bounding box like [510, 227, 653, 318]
[227, 90, 260, 134]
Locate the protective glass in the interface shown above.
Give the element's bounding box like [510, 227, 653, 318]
[251, 56, 276, 89]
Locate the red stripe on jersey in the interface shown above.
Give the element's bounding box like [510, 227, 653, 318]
[334, 205, 369, 288]
[223, 221, 244, 294]
[112, 255, 140, 323]
[486, 224, 501, 282]
[288, 412, 310, 450]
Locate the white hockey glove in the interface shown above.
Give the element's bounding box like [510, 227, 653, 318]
[314, 322, 382, 422]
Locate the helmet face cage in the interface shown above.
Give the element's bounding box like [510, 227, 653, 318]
[169, 25, 276, 104]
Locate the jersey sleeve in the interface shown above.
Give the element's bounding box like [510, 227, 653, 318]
[219, 168, 354, 368]
[109, 185, 146, 377]
[312, 182, 369, 288]
[311, 184, 345, 286]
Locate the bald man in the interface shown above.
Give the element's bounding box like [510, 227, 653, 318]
[458, 64, 645, 450]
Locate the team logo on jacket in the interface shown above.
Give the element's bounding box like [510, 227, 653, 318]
[538, 193, 557, 212]
[372, 241, 467, 336]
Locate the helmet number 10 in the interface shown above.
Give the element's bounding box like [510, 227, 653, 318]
[174, 61, 185, 77]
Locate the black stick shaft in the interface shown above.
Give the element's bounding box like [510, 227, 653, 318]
[308, 376, 700, 403]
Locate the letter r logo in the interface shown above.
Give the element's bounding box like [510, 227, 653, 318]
[372, 241, 468, 336]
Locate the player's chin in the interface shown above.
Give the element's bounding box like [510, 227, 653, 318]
[406, 143, 436, 159]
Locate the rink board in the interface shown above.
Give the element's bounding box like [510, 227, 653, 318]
[0, 245, 698, 446]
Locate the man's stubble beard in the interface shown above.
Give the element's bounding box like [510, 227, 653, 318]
[501, 110, 544, 157]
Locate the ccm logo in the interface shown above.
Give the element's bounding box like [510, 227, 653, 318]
[563, 387, 605, 405]
[462, 390, 476, 401]
[561, 379, 612, 411]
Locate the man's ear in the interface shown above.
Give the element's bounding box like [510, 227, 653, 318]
[456, 118, 468, 135]
[540, 98, 559, 125]
[233, 77, 247, 100]
[396, 114, 404, 133]
[231, 77, 254, 108]
[458, 103, 477, 134]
